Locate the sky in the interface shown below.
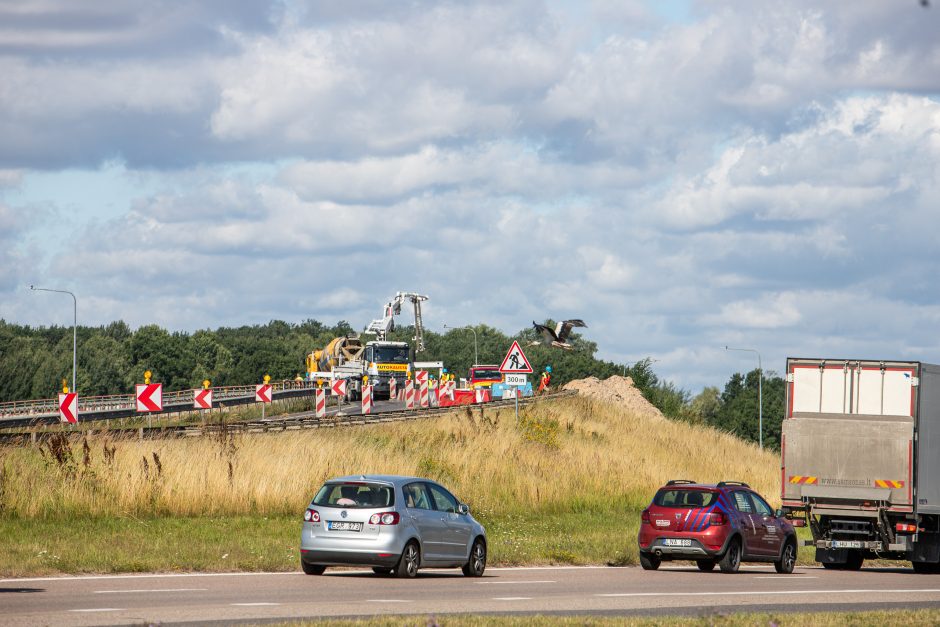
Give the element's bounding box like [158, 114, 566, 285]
[1, 0, 939, 393]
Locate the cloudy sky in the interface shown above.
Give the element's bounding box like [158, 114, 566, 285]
[2, 0, 939, 392]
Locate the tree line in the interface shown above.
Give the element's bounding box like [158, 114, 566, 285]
[0, 318, 784, 448]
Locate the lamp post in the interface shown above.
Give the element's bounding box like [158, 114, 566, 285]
[443, 324, 478, 365]
[725, 346, 762, 449]
[31, 285, 77, 395]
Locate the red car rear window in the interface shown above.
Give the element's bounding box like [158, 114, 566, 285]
[653, 489, 717, 508]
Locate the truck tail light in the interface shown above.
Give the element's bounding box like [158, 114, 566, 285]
[709, 512, 727, 526]
[304, 509, 320, 523]
[790, 519, 806, 527]
[369, 512, 400, 525]
[896, 523, 917, 533]
[641, 509, 651, 525]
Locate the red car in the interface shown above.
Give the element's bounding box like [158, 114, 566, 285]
[638, 480, 797, 574]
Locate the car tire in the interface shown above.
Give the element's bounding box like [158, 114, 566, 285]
[395, 541, 420, 578]
[844, 551, 864, 571]
[774, 540, 797, 574]
[372, 567, 393, 576]
[301, 560, 326, 575]
[696, 559, 716, 572]
[462, 538, 487, 577]
[718, 538, 741, 573]
[639, 552, 660, 571]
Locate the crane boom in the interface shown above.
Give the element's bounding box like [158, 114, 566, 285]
[366, 292, 429, 352]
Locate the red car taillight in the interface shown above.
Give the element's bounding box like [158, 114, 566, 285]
[641, 509, 651, 525]
[369, 512, 400, 525]
[709, 511, 727, 525]
[303, 508, 320, 522]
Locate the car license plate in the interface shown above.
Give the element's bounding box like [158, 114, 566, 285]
[328, 521, 363, 532]
[831, 540, 862, 549]
[662, 538, 692, 547]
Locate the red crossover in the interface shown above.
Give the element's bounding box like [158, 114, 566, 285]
[638, 480, 797, 574]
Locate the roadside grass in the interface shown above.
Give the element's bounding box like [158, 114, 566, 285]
[0, 394, 791, 575]
[261, 610, 940, 626]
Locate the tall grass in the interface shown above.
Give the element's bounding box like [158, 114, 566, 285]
[0, 395, 779, 521]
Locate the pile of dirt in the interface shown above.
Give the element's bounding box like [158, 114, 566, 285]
[562, 375, 665, 420]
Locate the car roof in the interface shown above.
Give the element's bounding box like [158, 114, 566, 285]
[327, 475, 441, 487]
[658, 481, 752, 491]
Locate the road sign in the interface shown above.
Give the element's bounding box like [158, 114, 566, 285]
[136, 383, 163, 412]
[193, 388, 213, 409]
[255, 384, 272, 403]
[499, 340, 533, 373]
[58, 392, 77, 424]
[415, 370, 428, 385]
[504, 373, 528, 386]
[331, 379, 347, 397]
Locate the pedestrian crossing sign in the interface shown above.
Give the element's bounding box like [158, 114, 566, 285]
[499, 341, 533, 373]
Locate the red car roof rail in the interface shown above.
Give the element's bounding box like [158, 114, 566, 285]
[665, 479, 697, 486]
[716, 481, 750, 488]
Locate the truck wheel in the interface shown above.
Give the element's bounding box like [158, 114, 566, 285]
[719, 538, 741, 573]
[774, 540, 796, 574]
[844, 551, 863, 571]
[912, 561, 940, 574]
[639, 552, 660, 570]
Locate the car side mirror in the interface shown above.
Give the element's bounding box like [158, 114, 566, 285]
[457, 503, 470, 515]
[775, 509, 784, 518]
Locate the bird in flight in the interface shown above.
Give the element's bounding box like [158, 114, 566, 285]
[530, 319, 587, 350]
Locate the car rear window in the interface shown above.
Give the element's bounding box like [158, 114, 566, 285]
[313, 482, 395, 508]
[653, 489, 717, 508]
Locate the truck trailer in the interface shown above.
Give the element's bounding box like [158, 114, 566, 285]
[780, 357, 940, 573]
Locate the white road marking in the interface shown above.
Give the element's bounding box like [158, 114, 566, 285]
[95, 587, 208, 594]
[367, 599, 411, 603]
[2, 572, 302, 583]
[69, 608, 125, 613]
[231, 602, 281, 606]
[476, 580, 556, 585]
[753, 576, 818, 579]
[492, 597, 533, 601]
[659, 565, 771, 571]
[596, 588, 940, 598]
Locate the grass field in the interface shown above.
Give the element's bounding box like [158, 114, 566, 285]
[0, 393, 782, 575]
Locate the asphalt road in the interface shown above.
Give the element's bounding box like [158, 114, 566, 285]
[3, 564, 939, 625]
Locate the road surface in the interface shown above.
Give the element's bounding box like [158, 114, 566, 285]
[3, 564, 939, 625]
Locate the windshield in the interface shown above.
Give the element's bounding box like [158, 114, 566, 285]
[471, 369, 502, 380]
[313, 482, 395, 508]
[653, 489, 717, 508]
[373, 346, 410, 363]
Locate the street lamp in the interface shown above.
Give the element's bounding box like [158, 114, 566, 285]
[725, 346, 762, 449]
[31, 285, 77, 395]
[443, 324, 478, 365]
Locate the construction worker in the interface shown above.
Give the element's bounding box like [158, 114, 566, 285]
[538, 365, 552, 394]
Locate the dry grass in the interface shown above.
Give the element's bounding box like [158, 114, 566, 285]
[0, 395, 778, 520]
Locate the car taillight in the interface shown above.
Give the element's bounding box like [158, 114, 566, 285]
[369, 512, 400, 525]
[304, 509, 320, 522]
[641, 509, 651, 525]
[709, 512, 727, 525]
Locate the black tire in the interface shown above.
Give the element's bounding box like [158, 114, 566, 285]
[639, 552, 660, 571]
[912, 560, 940, 574]
[395, 541, 420, 578]
[462, 538, 487, 577]
[821, 561, 841, 570]
[696, 559, 716, 572]
[372, 567, 393, 576]
[301, 560, 326, 575]
[774, 540, 797, 574]
[719, 538, 742, 573]
[844, 551, 864, 571]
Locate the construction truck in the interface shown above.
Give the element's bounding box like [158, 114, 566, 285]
[366, 292, 429, 353]
[305, 334, 411, 401]
[781, 357, 940, 573]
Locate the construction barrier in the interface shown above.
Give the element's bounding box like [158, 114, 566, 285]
[420, 382, 429, 408]
[331, 379, 347, 397]
[388, 377, 397, 399]
[362, 385, 373, 415]
[315, 389, 325, 418]
[405, 380, 415, 410]
[415, 370, 428, 385]
[475, 388, 491, 404]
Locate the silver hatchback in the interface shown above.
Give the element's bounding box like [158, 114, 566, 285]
[300, 475, 487, 578]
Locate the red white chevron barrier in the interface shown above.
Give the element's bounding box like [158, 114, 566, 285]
[388, 376, 397, 399]
[475, 388, 491, 404]
[315, 388, 326, 418]
[419, 381, 429, 408]
[331, 379, 346, 397]
[362, 384, 373, 415]
[405, 380, 415, 409]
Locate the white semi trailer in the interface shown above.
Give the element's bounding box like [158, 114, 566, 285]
[781, 358, 940, 573]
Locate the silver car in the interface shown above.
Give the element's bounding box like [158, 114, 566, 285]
[300, 475, 487, 578]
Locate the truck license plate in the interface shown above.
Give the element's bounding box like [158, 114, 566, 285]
[831, 540, 862, 549]
[663, 538, 692, 547]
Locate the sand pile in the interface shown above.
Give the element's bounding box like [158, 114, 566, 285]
[563, 375, 665, 420]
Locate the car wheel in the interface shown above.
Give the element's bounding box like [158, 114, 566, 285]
[639, 552, 660, 571]
[718, 538, 741, 573]
[301, 560, 326, 575]
[844, 551, 864, 571]
[395, 541, 420, 578]
[462, 538, 487, 577]
[774, 540, 797, 574]
[372, 567, 393, 576]
[696, 559, 716, 572]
